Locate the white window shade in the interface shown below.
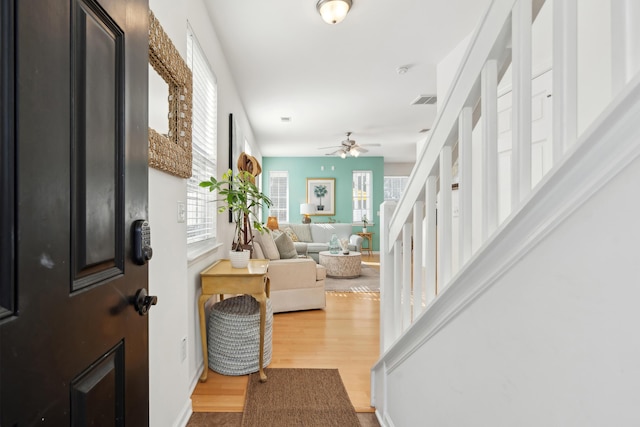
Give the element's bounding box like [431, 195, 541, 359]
[187, 28, 217, 246]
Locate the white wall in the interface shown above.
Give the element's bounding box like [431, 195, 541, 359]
[436, 35, 471, 110]
[147, 0, 257, 425]
[384, 153, 640, 427]
[384, 162, 414, 176]
[148, 169, 189, 426]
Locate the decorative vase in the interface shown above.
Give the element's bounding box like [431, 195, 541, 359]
[328, 234, 340, 254]
[362, 226, 367, 233]
[229, 249, 250, 268]
[342, 249, 350, 255]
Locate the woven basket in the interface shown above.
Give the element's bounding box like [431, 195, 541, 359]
[207, 294, 273, 376]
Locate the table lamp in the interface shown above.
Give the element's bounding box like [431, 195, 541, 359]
[300, 203, 315, 224]
[266, 216, 279, 230]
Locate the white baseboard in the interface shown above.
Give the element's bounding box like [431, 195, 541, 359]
[375, 409, 396, 427]
[188, 362, 204, 398]
[174, 362, 205, 427]
[173, 399, 193, 427]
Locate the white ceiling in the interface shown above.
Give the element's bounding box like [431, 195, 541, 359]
[202, 0, 491, 163]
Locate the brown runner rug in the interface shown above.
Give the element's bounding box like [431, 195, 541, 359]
[241, 368, 361, 427]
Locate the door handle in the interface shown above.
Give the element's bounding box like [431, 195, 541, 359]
[134, 288, 158, 316]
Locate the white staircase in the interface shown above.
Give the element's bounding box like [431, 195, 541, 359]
[372, 0, 640, 425]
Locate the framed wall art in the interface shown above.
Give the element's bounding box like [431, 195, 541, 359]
[306, 178, 335, 216]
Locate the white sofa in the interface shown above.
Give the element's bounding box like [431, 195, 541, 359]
[266, 258, 326, 313]
[250, 223, 361, 313]
[251, 229, 327, 313]
[279, 223, 363, 263]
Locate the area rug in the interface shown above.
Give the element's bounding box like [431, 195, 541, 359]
[241, 368, 360, 427]
[324, 264, 379, 292]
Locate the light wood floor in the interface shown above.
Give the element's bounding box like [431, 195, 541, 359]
[191, 254, 380, 414]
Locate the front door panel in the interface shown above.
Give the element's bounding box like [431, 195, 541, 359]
[71, 0, 125, 291]
[1, 0, 150, 424]
[0, 0, 15, 322]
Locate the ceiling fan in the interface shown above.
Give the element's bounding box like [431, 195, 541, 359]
[319, 132, 380, 158]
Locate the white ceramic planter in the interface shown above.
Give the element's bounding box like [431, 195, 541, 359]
[229, 249, 250, 268]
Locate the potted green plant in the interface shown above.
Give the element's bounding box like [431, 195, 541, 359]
[362, 214, 369, 233]
[200, 169, 272, 268]
[314, 184, 327, 211]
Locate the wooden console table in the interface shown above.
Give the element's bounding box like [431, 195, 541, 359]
[198, 259, 270, 382]
[357, 232, 374, 256]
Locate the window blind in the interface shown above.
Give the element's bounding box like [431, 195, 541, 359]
[186, 28, 217, 246]
[269, 171, 289, 222]
[384, 176, 408, 201]
[352, 170, 372, 223]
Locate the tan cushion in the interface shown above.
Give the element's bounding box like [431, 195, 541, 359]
[257, 230, 280, 260]
[274, 232, 297, 259]
[252, 242, 265, 259]
[288, 223, 313, 242]
[315, 264, 326, 281]
[282, 227, 299, 242]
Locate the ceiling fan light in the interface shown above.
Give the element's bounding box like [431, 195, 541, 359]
[316, 0, 352, 25]
[340, 150, 347, 159]
[351, 149, 360, 157]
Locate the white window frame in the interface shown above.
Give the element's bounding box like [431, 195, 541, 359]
[384, 175, 409, 202]
[186, 26, 218, 258]
[268, 171, 289, 223]
[352, 170, 373, 225]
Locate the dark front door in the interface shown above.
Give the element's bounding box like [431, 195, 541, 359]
[1, 0, 150, 424]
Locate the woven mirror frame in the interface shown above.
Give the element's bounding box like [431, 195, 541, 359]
[148, 10, 193, 178]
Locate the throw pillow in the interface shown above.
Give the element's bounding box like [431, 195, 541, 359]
[258, 230, 280, 260]
[289, 224, 313, 242]
[251, 242, 265, 259]
[274, 232, 298, 259]
[282, 227, 299, 242]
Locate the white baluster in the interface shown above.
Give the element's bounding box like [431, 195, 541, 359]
[425, 176, 437, 304]
[552, 0, 577, 162]
[379, 201, 396, 352]
[393, 240, 403, 337]
[412, 201, 424, 320]
[512, 0, 532, 205]
[402, 223, 412, 328]
[611, 0, 640, 95]
[481, 59, 498, 240]
[438, 147, 452, 288]
[458, 107, 473, 266]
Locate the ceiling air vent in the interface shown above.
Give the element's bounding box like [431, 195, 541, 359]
[411, 95, 437, 105]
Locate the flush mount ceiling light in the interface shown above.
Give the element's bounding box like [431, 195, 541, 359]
[316, 0, 352, 25]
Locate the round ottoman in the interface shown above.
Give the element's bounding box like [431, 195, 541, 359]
[207, 294, 273, 376]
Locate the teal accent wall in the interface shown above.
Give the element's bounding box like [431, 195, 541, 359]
[262, 156, 384, 251]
